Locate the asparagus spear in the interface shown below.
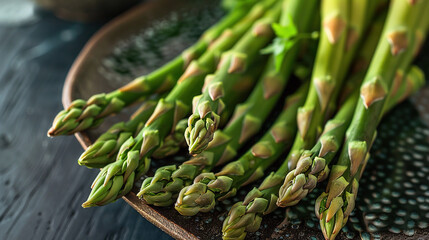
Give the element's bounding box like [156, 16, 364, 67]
[222, 0, 258, 11]
[277, 7, 384, 206]
[279, 91, 359, 207]
[47, 8, 249, 137]
[316, 1, 429, 239]
[138, 0, 317, 207]
[270, 0, 351, 209]
[78, 100, 157, 168]
[185, 3, 283, 154]
[337, 11, 387, 105]
[291, 0, 349, 155]
[334, 0, 378, 83]
[175, 84, 307, 216]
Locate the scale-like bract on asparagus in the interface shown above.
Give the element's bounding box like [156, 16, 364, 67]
[185, 2, 285, 155]
[316, 1, 429, 239]
[47, 9, 248, 137]
[175, 84, 306, 216]
[138, 0, 314, 207]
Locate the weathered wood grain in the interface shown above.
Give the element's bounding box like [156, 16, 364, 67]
[0, 10, 171, 240]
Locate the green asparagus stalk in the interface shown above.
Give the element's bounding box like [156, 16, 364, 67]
[335, 0, 378, 82]
[337, 12, 387, 105]
[222, 0, 258, 11]
[277, 6, 384, 206]
[326, 0, 379, 116]
[316, 1, 429, 239]
[273, 0, 351, 208]
[47, 8, 249, 137]
[184, 3, 283, 154]
[292, 0, 349, 155]
[276, 0, 379, 207]
[138, 0, 317, 207]
[78, 100, 157, 168]
[175, 84, 307, 216]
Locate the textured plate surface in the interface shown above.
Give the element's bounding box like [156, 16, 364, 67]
[63, 0, 429, 239]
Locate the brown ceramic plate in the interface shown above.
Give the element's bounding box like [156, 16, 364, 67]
[64, 0, 429, 239]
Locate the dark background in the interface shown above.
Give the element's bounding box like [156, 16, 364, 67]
[0, 5, 172, 240]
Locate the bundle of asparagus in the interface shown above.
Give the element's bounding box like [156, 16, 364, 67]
[48, 0, 429, 239]
[138, 0, 316, 208]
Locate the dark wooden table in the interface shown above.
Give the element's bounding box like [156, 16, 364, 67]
[0, 7, 171, 240]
